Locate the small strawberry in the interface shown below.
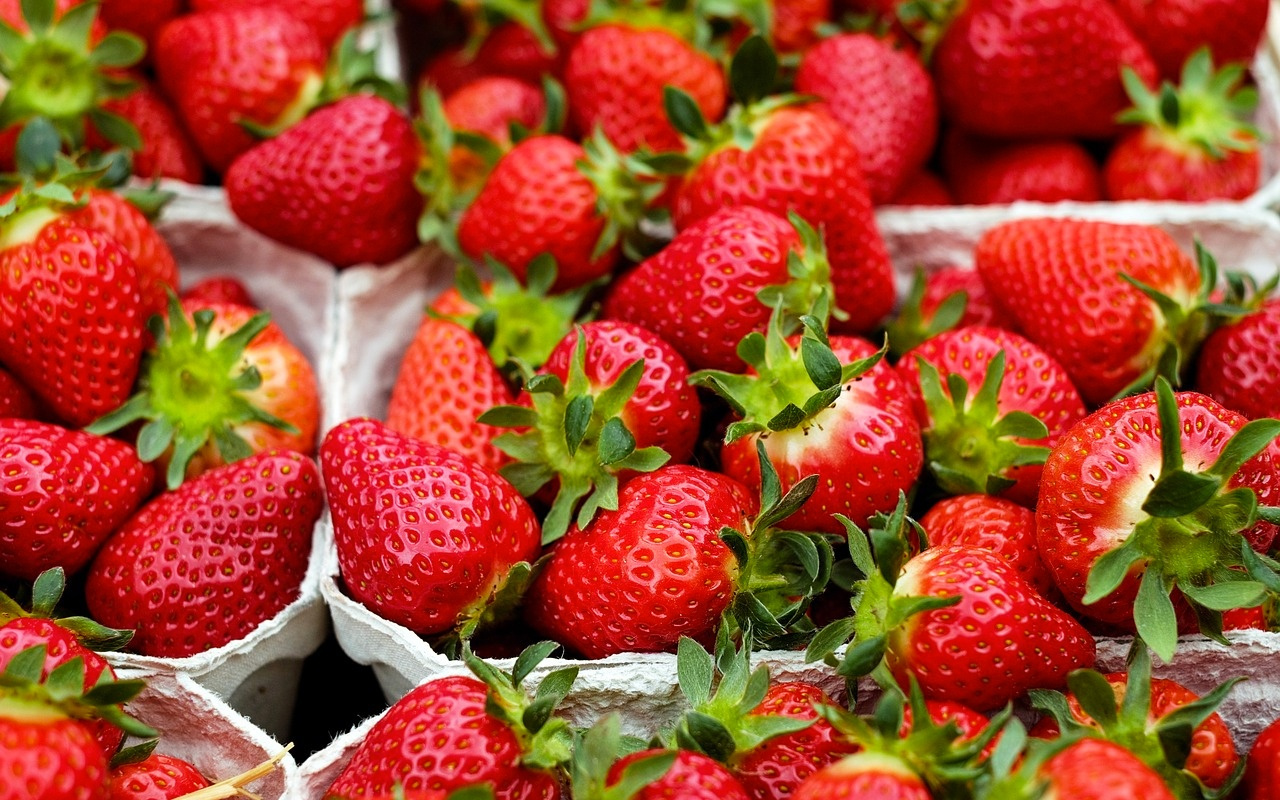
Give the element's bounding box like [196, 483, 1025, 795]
[87, 75, 205, 184]
[416, 23, 556, 97]
[608, 749, 750, 799]
[440, 75, 549, 190]
[189, 0, 365, 50]
[1196, 296, 1280, 420]
[180, 276, 258, 309]
[107, 752, 212, 800]
[1110, 0, 1270, 82]
[0, 419, 154, 582]
[940, 130, 1103, 205]
[919, 493, 1052, 596]
[84, 450, 324, 657]
[1104, 48, 1262, 202]
[320, 418, 542, 641]
[1243, 714, 1280, 799]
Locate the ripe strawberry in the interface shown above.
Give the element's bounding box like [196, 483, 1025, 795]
[180, 276, 257, 309]
[1035, 380, 1280, 658]
[523, 464, 754, 657]
[928, 0, 1158, 139]
[154, 7, 327, 173]
[87, 298, 320, 489]
[919, 493, 1052, 596]
[441, 76, 548, 189]
[1110, 0, 1269, 81]
[1104, 49, 1262, 202]
[90, 77, 205, 184]
[793, 751, 932, 799]
[98, 0, 180, 51]
[416, 22, 557, 97]
[973, 217, 1204, 406]
[1243, 714, 1280, 799]
[888, 170, 953, 206]
[325, 644, 572, 799]
[793, 32, 938, 204]
[67, 188, 180, 320]
[84, 451, 322, 657]
[107, 753, 212, 800]
[984, 734, 1178, 800]
[190, 0, 365, 50]
[0, 419, 154, 582]
[320, 417, 542, 639]
[940, 130, 1103, 205]
[0, 366, 37, 419]
[564, 21, 726, 154]
[609, 749, 751, 799]
[895, 324, 1087, 505]
[226, 93, 423, 267]
[1196, 297, 1280, 420]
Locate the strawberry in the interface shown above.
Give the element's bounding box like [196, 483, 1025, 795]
[441, 75, 548, 190]
[1243, 714, 1280, 799]
[940, 131, 1104, 205]
[884, 266, 1018, 357]
[98, 0, 180, 52]
[1104, 48, 1262, 202]
[888, 170, 953, 206]
[226, 93, 423, 267]
[794, 751, 932, 799]
[68, 188, 180, 320]
[107, 753, 212, 800]
[154, 7, 327, 173]
[0, 366, 37, 419]
[87, 298, 320, 490]
[320, 417, 542, 641]
[563, 20, 726, 154]
[926, 0, 1158, 139]
[1034, 379, 1280, 659]
[664, 38, 897, 335]
[608, 749, 750, 799]
[0, 419, 154, 582]
[895, 325, 1087, 506]
[980, 732, 1178, 800]
[1195, 297, 1280, 420]
[1109, 0, 1270, 81]
[973, 217, 1206, 406]
[84, 450, 323, 657]
[919, 494, 1052, 596]
[793, 32, 938, 204]
[90, 78, 205, 184]
[324, 643, 573, 799]
[416, 22, 557, 97]
[180, 276, 258, 310]
[189, 0, 365, 50]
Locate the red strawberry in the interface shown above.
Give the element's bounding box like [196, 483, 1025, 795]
[888, 170, 954, 206]
[929, 0, 1158, 139]
[941, 130, 1103, 205]
[416, 23, 557, 97]
[0, 366, 37, 419]
[91, 77, 205, 184]
[794, 751, 932, 799]
[608, 749, 750, 799]
[1104, 49, 1262, 202]
[442, 76, 547, 189]
[68, 188, 180, 320]
[107, 753, 212, 800]
[319, 417, 542, 639]
[895, 324, 1088, 505]
[0, 419, 154, 582]
[919, 493, 1052, 595]
[918, 267, 1015, 332]
[1035, 381, 1280, 655]
[974, 217, 1203, 406]
[1196, 297, 1280, 420]
[180, 276, 258, 310]
[523, 464, 754, 657]
[154, 7, 327, 173]
[1243, 714, 1280, 799]
[793, 32, 938, 204]
[98, 0, 180, 51]
[84, 450, 324, 657]
[1110, 0, 1269, 81]
[87, 298, 320, 489]
[190, 0, 365, 50]
[563, 21, 726, 154]
[986, 736, 1177, 800]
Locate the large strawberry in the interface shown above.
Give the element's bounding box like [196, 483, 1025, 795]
[0, 419, 154, 582]
[978, 729, 1178, 800]
[87, 297, 320, 490]
[919, 493, 1052, 596]
[84, 450, 324, 657]
[973, 217, 1206, 406]
[1109, 0, 1270, 81]
[1035, 379, 1280, 661]
[320, 417, 542, 641]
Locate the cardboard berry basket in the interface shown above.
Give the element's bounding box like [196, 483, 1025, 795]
[320, 202, 1280, 752]
[99, 184, 339, 745]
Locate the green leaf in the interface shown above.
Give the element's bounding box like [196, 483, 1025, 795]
[1083, 543, 1146, 605]
[609, 751, 676, 799]
[1207, 419, 1280, 480]
[1143, 471, 1221, 517]
[563, 394, 593, 456]
[1134, 569, 1178, 664]
[663, 87, 708, 140]
[86, 108, 141, 152]
[513, 641, 560, 688]
[805, 616, 856, 663]
[756, 477, 816, 531]
[597, 417, 636, 465]
[14, 116, 60, 175]
[1179, 581, 1266, 612]
[801, 335, 841, 391]
[729, 34, 778, 105]
[836, 634, 886, 678]
[477, 405, 539, 429]
[677, 636, 714, 708]
[1066, 670, 1118, 728]
[89, 30, 146, 68]
[682, 711, 736, 762]
[991, 411, 1049, 442]
[21, 0, 53, 34]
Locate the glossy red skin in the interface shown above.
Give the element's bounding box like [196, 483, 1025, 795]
[1031, 674, 1239, 790]
[919, 266, 1016, 332]
[1197, 299, 1280, 420]
[70, 189, 180, 320]
[326, 675, 559, 800]
[443, 76, 546, 189]
[85, 451, 323, 657]
[920, 493, 1052, 595]
[0, 710, 110, 800]
[888, 545, 1097, 711]
[941, 131, 1104, 205]
[672, 105, 897, 335]
[601, 205, 801, 372]
[1036, 390, 1280, 629]
[320, 418, 542, 637]
[0, 366, 37, 419]
[973, 218, 1200, 406]
[793, 751, 932, 799]
[190, 0, 364, 49]
[457, 135, 616, 292]
[1243, 715, 1280, 798]
[934, 0, 1158, 139]
[107, 753, 211, 800]
[794, 33, 938, 204]
[227, 95, 423, 268]
[538, 320, 701, 465]
[1109, 0, 1269, 81]
[609, 749, 750, 800]
[524, 465, 755, 658]
[1040, 738, 1176, 800]
[155, 8, 326, 173]
[96, 79, 205, 184]
[180, 276, 257, 310]
[1104, 128, 1261, 202]
[0, 216, 144, 427]
[889, 170, 954, 206]
[896, 324, 1088, 505]
[721, 336, 923, 536]
[732, 682, 859, 800]
[0, 419, 154, 582]
[386, 317, 515, 473]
